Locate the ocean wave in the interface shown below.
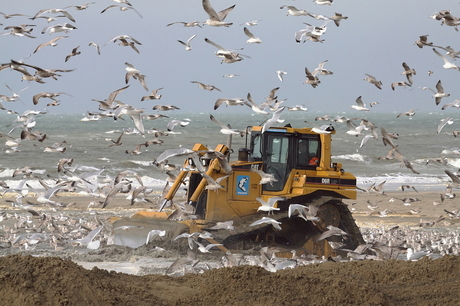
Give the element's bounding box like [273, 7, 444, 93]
[333, 153, 369, 162]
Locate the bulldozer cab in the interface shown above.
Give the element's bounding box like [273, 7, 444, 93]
[249, 128, 321, 191]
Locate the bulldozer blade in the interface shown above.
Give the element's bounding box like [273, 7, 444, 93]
[108, 217, 189, 248]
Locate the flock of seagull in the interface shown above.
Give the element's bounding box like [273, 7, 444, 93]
[1, 0, 460, 274]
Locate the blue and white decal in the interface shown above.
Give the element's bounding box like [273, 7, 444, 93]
[237, 175, 249, 195]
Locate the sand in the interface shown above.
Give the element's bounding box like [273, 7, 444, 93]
[1, 189, 460, 305]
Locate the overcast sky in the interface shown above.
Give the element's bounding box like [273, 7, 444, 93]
[1, 0, 459, 115]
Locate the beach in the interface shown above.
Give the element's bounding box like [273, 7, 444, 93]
[1, 189, 460, 305]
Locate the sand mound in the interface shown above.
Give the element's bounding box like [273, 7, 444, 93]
[1, 255, 460, 306]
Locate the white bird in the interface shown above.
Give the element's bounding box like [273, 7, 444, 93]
[295, 22, 329, 43]
[364, 74, 383, 90]
[280, 5, 307, 16]
[243, 27, 261, 44]
[406, 248, 431, 261]
[240, 20, 260, 26]
[249, 217, 282, 231]
[250, 168, 278, 186]
[145, 229, 166, 245]
[304, 121, 333, 134]
[32, 8, 76, 23]
[210, 114, 245, 135]
[71, 226, 103, 246]
[88, 42, 100, 55]
[315, 225, 348, 242]
[422, 80, 450, 105]
[246, 93, 270, 115]
[193, 240, 222, 253]
[202, 0, 235, 27]
[437, 117, 454, 134]
[256, 196, 284, 214]
[261, 107, 285, 133]
[177, 34, 196, 51]
[41, 22, 76, 34]
[288, 204, 320, 223]
[351, 96, 370, 111]
[276, 70, 287, 81]
[432, 48, 460, 70]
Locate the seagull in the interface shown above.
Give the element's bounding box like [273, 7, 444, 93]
[65, 46, 81, 62]
[70, 226, 103, 247]
[364, 74, 383, 90]
[276, 70, 287, 81]
[303, 67, 320, 88]
[240, 20, 260, 26]
[256, 196, 284, 214]
[31, 8, 76, 23]
[167, 119, 190, 131]
[190, 81, 221, 91]
[93, 85, 129, 109]
[330, 13, 348, 27]
[437, 117, 453, 134]
[106, 34, 142, 53]
[304, 121, 333, 134]
[214, 97, 246, 110]
[100, 5, 143, 18]
[422, 80, 450, 105]
[261, 107, 285, 133]
[41, 23, 76, 34]
[295, 22, 329, 43]
[280, 5, 307, 16]
[288, 204, 320, 223]
[351, 96, 370, 111]
[401, 62, 416, 85]
[414, 35, 433, 48]
[312, 60, 333, 76]
[432, 48, 460, 70]
[249, 217, 282, 231]
[209, 114, 245, 135]
[193, 240, 223, 253]
[441, 99, 460, 110]
[396, 109, 418, 118]
[141, 87, 163, 101]
[166, 21, 203, 27]
[315, 225, 348, 242]
[33, 36, 68, 53]
[406, 248, 431, 261]
[32, 92, 71, 105]
[202, 0, 235, 27]
[177, 34, 196, 51]
[145, 230, 166, 245]
[245, 93, 272, 115]
[250, 168, 278, 186]
[243, 27, 261, 44]
[124, 62, 148, 91]
[88, 42, 100, 54]
[391, 81, 411, 91]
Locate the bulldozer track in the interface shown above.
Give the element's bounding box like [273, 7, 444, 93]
[205, 199, 364, 251]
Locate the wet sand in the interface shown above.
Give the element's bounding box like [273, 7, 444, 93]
[1, 189, 460, 305]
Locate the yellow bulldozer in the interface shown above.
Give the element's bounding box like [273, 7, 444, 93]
[110, 123, 365, 257]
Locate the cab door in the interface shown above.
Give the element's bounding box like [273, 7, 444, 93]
[263, 133, 291, 191]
